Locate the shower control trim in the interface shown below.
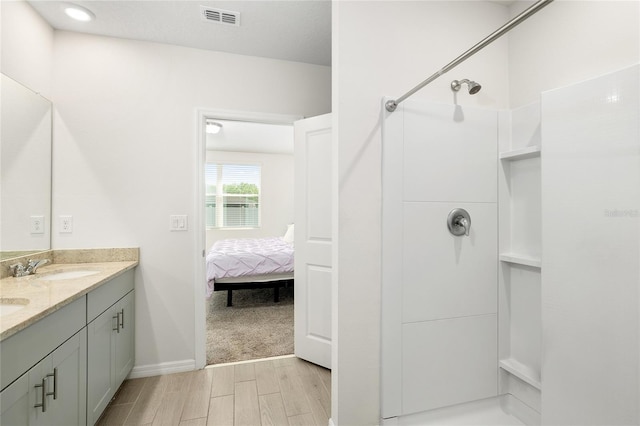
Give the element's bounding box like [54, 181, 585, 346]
[447, 208, 471, 237]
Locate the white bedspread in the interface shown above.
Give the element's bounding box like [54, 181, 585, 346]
[206, 237, 294, 297]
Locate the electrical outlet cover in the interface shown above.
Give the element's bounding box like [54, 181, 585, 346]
[60, 215, 73, 233]
[30, 216, 45, 234]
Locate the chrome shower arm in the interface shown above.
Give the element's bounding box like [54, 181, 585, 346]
[385, 0, 554, 112]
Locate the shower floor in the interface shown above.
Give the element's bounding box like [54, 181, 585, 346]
[384, 396, 529, 426]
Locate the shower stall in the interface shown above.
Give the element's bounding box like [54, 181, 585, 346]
[379, 2, 639, 423]
[381, 62, 639, 425]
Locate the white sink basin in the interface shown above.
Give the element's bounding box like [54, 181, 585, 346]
[40, 270, 100, 281]
[0, 298, 29, 316]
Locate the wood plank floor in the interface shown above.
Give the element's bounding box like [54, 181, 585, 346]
[97, 356, 331, 426]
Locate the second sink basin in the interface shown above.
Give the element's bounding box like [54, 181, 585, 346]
[0, 298, 29, 316]
[40, 270, 100, 281]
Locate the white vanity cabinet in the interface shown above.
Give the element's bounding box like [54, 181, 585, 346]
[0, 298, 87, 426]
[86, 270, 135, 425]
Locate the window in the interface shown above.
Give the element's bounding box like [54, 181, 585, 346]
[206, 163, 261, 229]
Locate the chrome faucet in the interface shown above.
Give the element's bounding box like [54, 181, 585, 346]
[9, 259, 50, 277]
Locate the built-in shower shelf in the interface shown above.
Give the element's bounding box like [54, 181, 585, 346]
[499, 145, 541, 161]
[499, 253, 542, 269]
[499, 358, 541, 390]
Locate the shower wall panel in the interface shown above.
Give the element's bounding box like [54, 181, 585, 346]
[402, 102, 497, 203]
[382, 99, 498, 418]
[402, 202, 497, 323]
[541, 64, 640, 425]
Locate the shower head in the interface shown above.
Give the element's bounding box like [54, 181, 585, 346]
[451, 79, 482, 95]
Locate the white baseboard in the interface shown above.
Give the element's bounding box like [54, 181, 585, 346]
[328, 418, 336, 426]
[128, 359, 196, 379]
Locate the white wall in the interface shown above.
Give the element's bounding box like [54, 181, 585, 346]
[541, 63, 639, 425]
[0, 0, 53, 98]
[205, 150, 294, 249]
[333, 2, 509, 424]
[508, 0, 640, 108]
[51, 30, 330, 372]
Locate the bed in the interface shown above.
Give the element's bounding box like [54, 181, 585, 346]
[206, 230, 294, 306]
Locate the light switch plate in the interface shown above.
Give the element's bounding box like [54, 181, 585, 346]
[170, 215, 188, 231]
[30, 216, 45, 234]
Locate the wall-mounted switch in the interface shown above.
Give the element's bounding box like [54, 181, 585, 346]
[60, 215, 73, 233]
[170, 215, 188, 231]
[30, 216, 45, 234]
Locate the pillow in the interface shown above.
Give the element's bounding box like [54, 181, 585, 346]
[283, 224, 295, 243]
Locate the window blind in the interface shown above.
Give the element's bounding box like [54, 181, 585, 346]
[205, 163, 261, 229]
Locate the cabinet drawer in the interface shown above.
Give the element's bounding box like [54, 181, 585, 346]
[87, 270, 134, 323]
[1, 296, 86, 391]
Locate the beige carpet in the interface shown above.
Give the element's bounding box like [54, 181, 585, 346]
[206, 286, 294, 365]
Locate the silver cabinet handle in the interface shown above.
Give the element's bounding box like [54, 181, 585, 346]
[34, 377, 47, 412]
[120, 308, 125, 329]
[113, 313, 120, 333]
[46, 368, 57, 400]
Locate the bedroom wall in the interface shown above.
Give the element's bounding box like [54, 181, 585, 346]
[50, 30, 330, 373]
[205, 150, 294, 250]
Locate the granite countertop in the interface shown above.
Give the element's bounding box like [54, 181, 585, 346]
[0, 249, 138, 341]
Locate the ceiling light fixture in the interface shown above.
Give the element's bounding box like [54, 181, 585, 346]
[63, 4, 95, 22]
[206, 120, 223, 134]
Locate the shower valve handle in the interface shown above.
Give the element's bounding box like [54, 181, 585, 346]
[457, 217, 470, 236]
[447, 208, 471, 237]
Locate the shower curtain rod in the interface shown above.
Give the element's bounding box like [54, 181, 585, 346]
[385, 0, 554, 112]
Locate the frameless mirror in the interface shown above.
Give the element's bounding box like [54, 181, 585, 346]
[1, 73, 52, 260]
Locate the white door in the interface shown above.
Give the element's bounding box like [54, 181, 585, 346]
[294, 113, 332, 369]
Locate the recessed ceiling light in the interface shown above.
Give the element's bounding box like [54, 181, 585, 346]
[206, 120, 223, 134]
[63, 4, 95, 22]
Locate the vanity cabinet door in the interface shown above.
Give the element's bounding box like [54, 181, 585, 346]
[87, 304, 117, 425]
[87, 290, 135, 425]
[0, 367, 32, 425]
[114, 291, 135, 387]
[47, 329, 87, 426]
[0, 330, 86, 426]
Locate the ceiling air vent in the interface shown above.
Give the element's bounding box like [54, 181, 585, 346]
[201, 6, 240, 27]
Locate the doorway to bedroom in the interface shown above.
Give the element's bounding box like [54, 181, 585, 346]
[201, 114, 297, 366]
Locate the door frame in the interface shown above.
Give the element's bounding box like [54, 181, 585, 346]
[194, 108, 302, 369]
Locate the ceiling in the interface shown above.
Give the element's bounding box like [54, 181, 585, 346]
[206, 120, 293, 154]
[28, 0, 332, 66]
